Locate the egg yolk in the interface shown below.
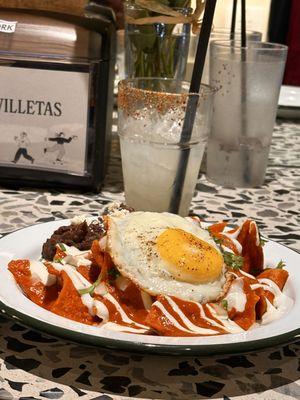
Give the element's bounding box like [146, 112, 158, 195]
[157, 228, 223, 284]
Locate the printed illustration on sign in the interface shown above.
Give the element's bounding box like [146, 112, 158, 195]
[0, 66, 89, 175]
[44, 132, 78, 165]
[12, 132, 35, 164]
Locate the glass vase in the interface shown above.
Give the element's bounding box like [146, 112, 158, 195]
[124, 2, 191, 79]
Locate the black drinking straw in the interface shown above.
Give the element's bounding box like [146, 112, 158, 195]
[230, 0, 238, 40]
[241, 0, 250, 183]
[241, 0, 246, 48]
[168, 0, 217, 214]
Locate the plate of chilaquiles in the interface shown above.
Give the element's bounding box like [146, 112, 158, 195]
[0, 203, 299, 355]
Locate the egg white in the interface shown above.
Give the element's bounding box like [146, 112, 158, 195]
[106, 211, 226, 303]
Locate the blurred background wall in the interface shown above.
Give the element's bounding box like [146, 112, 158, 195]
[190, 0, 299, 86]
[191, 0, 271, 40]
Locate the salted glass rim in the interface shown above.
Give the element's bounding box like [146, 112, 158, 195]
[118, 78, 217, 97]
[118, 78, 215, 147]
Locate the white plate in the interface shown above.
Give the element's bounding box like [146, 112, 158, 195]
[0, 220, 299, 355]
[278, 85, 300, 119]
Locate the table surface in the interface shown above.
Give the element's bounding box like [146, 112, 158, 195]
[0, 119, 299, 400]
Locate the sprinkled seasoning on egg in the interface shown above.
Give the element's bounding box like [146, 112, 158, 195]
[156, 228, 223, 284]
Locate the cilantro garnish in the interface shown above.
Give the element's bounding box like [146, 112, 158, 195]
[78, 275, 101, 296]
[221, 299, 228, 310]
[259, 232, 268, 247]
[108, 267, 120, 282]
[54, 258, 64, 265]
[255, 224, 267, 246]
[260, 238, 267, 246]
[58, 243, 66, 251]
[210, 232, 244, 270]
[213, 237, 224, 246]
[276, 260, 286, 269]
[223, 251, 244, 270]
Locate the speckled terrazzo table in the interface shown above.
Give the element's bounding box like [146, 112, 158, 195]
[0, 119, 299, 400]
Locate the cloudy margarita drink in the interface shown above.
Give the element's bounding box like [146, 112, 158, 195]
[118, 79, 214, 216]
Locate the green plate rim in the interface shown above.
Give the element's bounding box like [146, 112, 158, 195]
[1, 300, 300, 356]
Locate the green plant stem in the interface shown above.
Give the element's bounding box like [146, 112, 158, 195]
[130, 31, 180, 78]
[168, 36, 176, 76]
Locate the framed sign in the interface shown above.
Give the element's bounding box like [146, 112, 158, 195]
[0, 64, 89, 176]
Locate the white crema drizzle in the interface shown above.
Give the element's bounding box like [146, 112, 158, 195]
[51, 262, 149, 333]
[223, 278, 247, 313]
[163, 297, 217, 335]
[250, 278, 293, 324]
[221, 231, 243, 254]
[153, 296, 244, 335]
[57, 244, 92, 267]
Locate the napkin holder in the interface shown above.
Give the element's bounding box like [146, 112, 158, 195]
[0, 1, 116, 190]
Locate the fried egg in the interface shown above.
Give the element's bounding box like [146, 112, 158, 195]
[106, 211, 226, 303]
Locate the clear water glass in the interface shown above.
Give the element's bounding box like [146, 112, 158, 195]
[206, 41, 288, 187]
[187, 28, 262, 84]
